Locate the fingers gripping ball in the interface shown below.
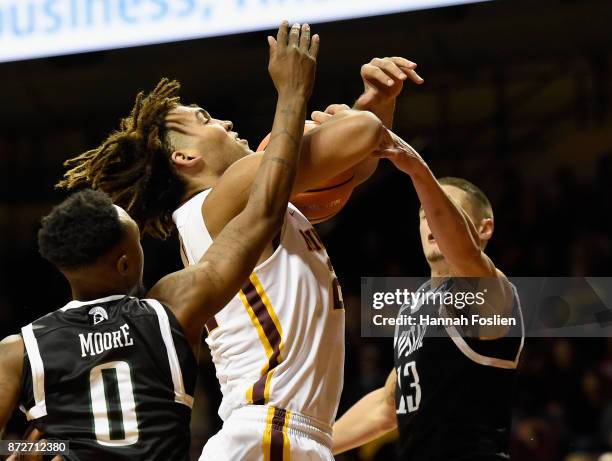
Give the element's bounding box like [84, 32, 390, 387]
[257, 121, 355, 224]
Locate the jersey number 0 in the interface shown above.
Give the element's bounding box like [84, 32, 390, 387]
[89, 361, 140, 446]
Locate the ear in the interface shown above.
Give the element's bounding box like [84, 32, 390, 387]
[478, 218, 494, 244]
[116, 254, 130, 276]
[170, 151, 202, 170]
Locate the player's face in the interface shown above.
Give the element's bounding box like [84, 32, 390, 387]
[115, 206, 145, 295]
[167, 105, 251, 175]
[419, 185, 474, 266]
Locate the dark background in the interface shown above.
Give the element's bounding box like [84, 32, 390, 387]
[1, 0, 611, 460]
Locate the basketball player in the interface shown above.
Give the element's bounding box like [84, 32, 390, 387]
[0, 21, 318, 460]
[332, 137, 524, 460]
[55, 16, 423, 455]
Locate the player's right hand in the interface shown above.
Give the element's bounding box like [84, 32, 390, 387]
[267, 21, 319, 99]
[355, 57, 423, 109]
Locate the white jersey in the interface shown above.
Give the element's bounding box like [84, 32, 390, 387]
[172, 190, 345, 426]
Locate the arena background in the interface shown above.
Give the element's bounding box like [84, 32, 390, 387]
[1, 0, 611, 459]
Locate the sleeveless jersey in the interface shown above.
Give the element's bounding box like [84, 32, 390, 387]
[394, 279, 524, 460]
[172, 189, 345, 426]
[19, 295, 197, 461]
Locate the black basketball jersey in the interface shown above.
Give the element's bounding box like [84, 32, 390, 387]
[394, 279, 524, 461]
[19, 295, 197, 461]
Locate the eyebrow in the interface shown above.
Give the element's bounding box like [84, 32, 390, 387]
[195, 108, 211, 121]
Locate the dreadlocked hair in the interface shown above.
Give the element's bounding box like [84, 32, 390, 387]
[57, 78, 185, 240]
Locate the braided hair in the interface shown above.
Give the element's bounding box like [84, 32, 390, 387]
[57, 78, 185, 240]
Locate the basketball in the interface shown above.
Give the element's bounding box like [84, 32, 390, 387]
[257, 121, 355, 224]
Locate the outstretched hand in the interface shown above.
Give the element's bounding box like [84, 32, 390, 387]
[268, 21, 319, 99]
[355, 57, 424, 110]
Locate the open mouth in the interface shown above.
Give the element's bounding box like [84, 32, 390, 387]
[233, 132, 248, 146]
[428, 233, 436, 243]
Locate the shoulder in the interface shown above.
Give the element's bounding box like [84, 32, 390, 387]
[0, 334, 24, 348]
[173, 189, 212, 228]
[495, 268, 515, 302]
[0, 334, 24, 368]
[210, 153, 264, 195]
[224, 152, 264, 172]
[201, 153, 265, 237]
[118, 297, 163, 318]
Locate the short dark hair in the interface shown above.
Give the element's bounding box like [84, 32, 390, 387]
[438, 177, 493, 220]
[38, 190, 125, 270]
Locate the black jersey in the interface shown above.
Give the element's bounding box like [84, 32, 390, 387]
[19, 295, 197, 461]
[394, 279, 524, 461]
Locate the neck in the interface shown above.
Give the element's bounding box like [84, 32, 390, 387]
[429, 261, 452, 280]
[70, 285, 126, 302]
[64, 268, 128, 302]
[179, 172, 219, 206]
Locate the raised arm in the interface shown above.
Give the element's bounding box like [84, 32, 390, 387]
[353, 56, 423, 128]
[332, 368, 398, 455]
[147, 22, 317, 345]
[381, 133, 513, 336]
[310, 57, 424, 186]
[383, 133, 495, 277]
[200, 55, 426, 240]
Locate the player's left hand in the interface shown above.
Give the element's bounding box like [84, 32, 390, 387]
[310, 103, 351, 124]
[355, 57, 424, 109]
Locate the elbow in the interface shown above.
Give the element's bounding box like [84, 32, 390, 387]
[352, 110, 385, 152]
[378, 392, 399, 431]
[380, 407, 398, 432]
